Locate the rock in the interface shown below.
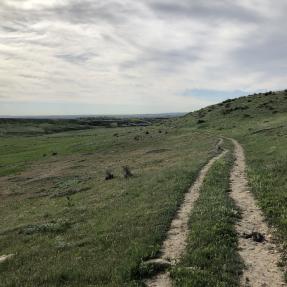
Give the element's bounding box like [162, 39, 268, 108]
[243, 231, 265, 243]
[0, 254, 14, 263]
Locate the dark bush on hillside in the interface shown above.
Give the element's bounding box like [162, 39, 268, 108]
[222, 109, 232, 115]
[237, 105, 249, 110]
[105, 170, 114, 180]
[134, 135, 140, 141]
[123, 166, 133, 178]
[222, 105, 249, 115]
[222, 99, 233, 104]
[257, 102, 269, 108]
[197, 119, 206, 124]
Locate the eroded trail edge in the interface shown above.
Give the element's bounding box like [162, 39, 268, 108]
[230, 138, 286, 287]
[145, 143, 226, 287]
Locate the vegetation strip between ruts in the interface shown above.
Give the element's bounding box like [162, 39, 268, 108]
[171, 151, 243, 287]
[144, 146, 229, 286]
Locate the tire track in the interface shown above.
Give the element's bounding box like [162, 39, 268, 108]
[229, 138, 286, 287]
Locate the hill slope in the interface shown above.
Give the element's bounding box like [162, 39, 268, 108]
[0, 90, 286, 286]
[180, 89, 287, 134]
[179, 89, 287, 281]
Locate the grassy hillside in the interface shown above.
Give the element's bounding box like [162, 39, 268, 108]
[180, 89, 287, 130]
[0, 125, 219, 286]
[178, 89, 287, 280]
[1, 90, 286, 286]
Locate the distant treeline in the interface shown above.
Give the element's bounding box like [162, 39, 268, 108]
[0, 116, 169, 136]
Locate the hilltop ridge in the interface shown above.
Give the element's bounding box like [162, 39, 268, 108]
[179, 89, 287, 134]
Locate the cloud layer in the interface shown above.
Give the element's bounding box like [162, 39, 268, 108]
[0, 0, 286, 115]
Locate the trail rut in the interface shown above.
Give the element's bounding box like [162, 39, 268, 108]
[145, 144, 226, 287]
[229, 138, 286, 287]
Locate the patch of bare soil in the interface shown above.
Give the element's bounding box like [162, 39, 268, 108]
[229, 138, 286, 287]
[0, 254, 14, 263]
[144, 145, 227, 286]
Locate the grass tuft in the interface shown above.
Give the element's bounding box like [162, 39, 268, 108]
[171, 153, 243, 287]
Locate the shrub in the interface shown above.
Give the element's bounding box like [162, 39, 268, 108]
[123, 166, 133, 178]
[105, 169, 114, 180]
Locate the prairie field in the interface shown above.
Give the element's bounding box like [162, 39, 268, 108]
[1, 90, 287, 286]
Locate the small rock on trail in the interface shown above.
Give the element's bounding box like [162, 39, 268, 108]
[0, 254, 14, 263]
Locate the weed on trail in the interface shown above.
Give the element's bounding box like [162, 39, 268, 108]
[172, 153, 243, 287]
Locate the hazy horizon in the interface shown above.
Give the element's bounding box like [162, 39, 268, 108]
[0, 112, 186, 118]
[1, 0, 286, 115]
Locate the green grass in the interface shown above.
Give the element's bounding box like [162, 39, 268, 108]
[1, 89, 287, 286]
[239, 127, 287, 278]
[0, 125, 218, 286]
[171, 151, 242, 287]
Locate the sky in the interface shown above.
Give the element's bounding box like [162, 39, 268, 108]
[0, 0, 286, 116]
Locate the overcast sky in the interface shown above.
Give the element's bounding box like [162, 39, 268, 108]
[0, 0, 286, 115]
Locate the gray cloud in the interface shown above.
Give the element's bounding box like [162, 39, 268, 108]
[50, 1, 133, 24]
[0, 0, 286, 115]
[120, 46, 201, 73]
[56, 52, 97, 64]
[148, 0, 263, 23]
[233, 31, 287, 70]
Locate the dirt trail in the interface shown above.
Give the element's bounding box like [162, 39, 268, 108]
[230, 138, 286, 287]
[145, 143, 227, 287]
